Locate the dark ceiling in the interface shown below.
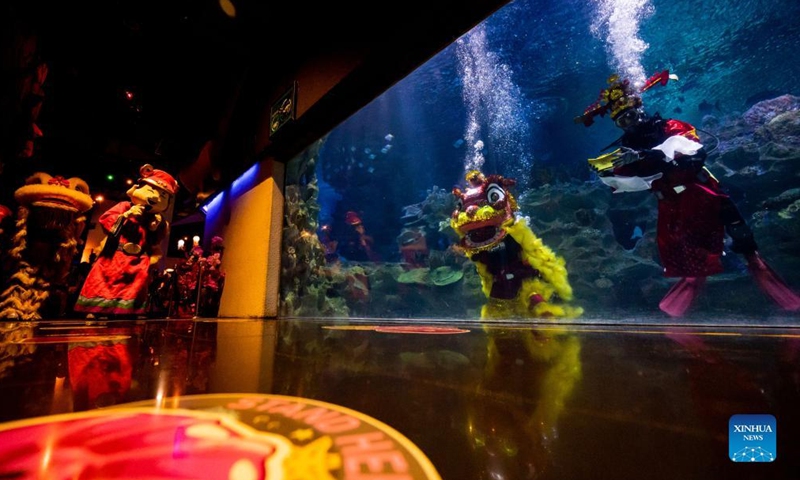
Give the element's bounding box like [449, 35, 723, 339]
[1, 0, 510, 217]
[3, 0, 276, 209]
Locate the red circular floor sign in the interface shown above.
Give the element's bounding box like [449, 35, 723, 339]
[0, 393, 442, 479]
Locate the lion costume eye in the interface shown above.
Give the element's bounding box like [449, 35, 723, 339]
[485, 184, 505, 204]
[70, 178, 90, 194]
[25, 172, 51, 185]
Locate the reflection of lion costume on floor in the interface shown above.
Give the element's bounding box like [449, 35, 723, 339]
[0, 172, 93, 320]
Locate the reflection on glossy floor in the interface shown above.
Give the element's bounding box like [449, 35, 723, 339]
[1, 318, 799, 479]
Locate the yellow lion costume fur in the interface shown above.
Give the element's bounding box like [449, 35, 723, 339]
[451, 170, 582, 319]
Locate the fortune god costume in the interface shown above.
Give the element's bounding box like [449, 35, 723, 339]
[75, 165, 178, 316]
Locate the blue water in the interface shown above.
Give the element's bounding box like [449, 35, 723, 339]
[285, 0, 800, 322]
[319, 0, 799, 231]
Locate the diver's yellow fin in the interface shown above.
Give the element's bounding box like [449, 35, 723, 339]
[587, 148, 621, 173]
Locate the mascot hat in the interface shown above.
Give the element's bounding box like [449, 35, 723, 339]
[139, 164, 178, 196]
[574, 70, 677, 127]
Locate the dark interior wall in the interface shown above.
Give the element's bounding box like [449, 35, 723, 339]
[238, 0, 513, 171]
[0, 0, 510, 210]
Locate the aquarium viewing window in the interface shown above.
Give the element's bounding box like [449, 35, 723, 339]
[279, 0, 800, 326]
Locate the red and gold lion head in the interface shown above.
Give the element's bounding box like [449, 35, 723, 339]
[450, 170, 519, 254]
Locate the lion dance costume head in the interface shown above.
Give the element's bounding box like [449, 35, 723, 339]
[0, 172, 93, 320]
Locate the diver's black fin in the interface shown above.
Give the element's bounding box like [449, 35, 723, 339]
[659, 277, 706, 317]
[746, 252, 800, 311]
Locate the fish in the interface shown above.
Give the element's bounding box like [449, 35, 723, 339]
[698, 99, 721, 114]
[630, 225, 643, 241]
[345, 210, 362, 225]
[400, 203, 424, 225]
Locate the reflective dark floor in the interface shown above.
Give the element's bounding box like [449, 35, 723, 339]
[1, 318, 799, 479]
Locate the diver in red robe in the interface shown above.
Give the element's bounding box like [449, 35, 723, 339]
[576, 71, 800, 316]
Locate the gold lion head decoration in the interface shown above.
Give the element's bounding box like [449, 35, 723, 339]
[0, 172, 93, 320]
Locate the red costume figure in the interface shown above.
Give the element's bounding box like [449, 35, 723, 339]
[341, 210, 379, 262]
[199, 235, 226, 316]
[578, 71, 800, 316]
[175, 245, 204, 318]
[74, 164, 178, 317]
[68, 342, 132, 410]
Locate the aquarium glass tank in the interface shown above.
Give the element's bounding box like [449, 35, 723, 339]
[280, 0, 800, 325]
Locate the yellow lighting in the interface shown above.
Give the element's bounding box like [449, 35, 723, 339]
[219, 0, 236, 18]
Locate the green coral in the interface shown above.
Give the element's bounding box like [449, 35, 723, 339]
[397, 268, 430, 285]
[430, 266, 463, 286]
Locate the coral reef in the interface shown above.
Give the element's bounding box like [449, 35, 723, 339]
[702, 94, 800, 304]
[280, 94, 800, 320]
[519, 181, 668, 315]
[280, 140, 351, 318]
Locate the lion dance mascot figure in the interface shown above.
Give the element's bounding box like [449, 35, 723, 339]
[451, 170, 582, 319]
[74, 164, 178, 318]
[0, 172, 93, 320]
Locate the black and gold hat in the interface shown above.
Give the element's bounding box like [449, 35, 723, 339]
[574, 70, 676, 127]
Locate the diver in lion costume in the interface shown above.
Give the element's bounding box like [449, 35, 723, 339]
[451, 170, 582, 319]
